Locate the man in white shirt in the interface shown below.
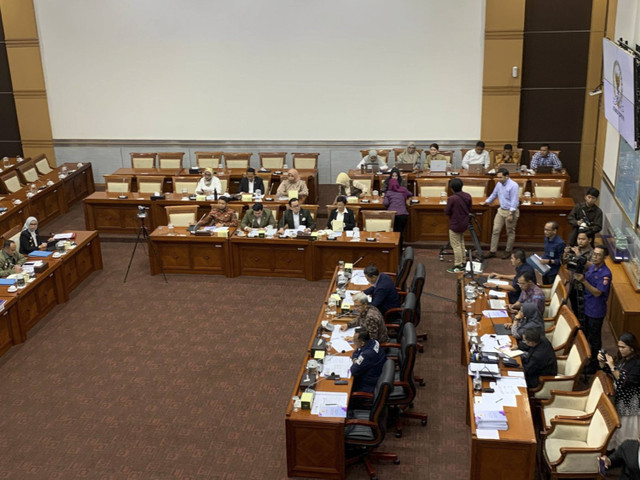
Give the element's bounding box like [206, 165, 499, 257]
[461, 141, 490, 170]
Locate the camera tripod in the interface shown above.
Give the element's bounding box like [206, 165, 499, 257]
[123, 211, 167, 283]
[439, 213, 485, 263]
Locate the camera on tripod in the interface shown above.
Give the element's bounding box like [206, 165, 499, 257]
[566, 254, 587, 274]
[137, 205, 150, 219]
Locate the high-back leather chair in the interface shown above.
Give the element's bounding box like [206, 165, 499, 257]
[223, 153, 251, 169]
[533, 179, 566, 198]
[545, 306, 580, 356]
[417, 178, 449, 198]
[385, 246, 413, 293]
[164, 205, 198, 227]
[16, 159, 40, 184]
[362, 210, 395, 232]
[172, 176, 199, 195]
[0, 170, 23, 193]
[137, 176, 164, 194]
[33, 154, 54, 175]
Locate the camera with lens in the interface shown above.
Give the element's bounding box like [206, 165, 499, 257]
[137, 205, 150, 218]
[566, 253, 587, 274]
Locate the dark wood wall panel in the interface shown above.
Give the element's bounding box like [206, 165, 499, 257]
[519, 89, 586, 142]
[0, 9, 21, 157]
[525, 0, 592, 31]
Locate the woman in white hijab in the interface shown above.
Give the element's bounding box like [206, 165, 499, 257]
[19, 217, 52, 255]
[357, 150, 389, 171]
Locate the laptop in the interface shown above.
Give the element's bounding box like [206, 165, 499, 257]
[396, 163, 414, 172]
[365, 163, 381, 173]
[491, 320, 511, 336]
[500, 163, 518, 174]
[535, 165, 553, 174]
[430, 159, 447, 172]
[468, 164, 485, 174]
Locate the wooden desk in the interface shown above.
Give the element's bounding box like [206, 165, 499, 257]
[111, 167, 183, 193]
[56, 231, 103, 302]
[605, 257, 640, 342]
[313, 232, 399, 279]
[149, 226, 232, 276]
[513, 198, 574, 243]
[460, 279, 536, 480]
[0, 296, 20, 355]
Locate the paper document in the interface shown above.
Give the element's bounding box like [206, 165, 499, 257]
[480, 334, 510, 352]
[496, 376, 527, 389]
[486, 279, 509, 286]
[482, 310, 509, 318]
[527, 254, 551, 274]
[489, 382, 522, 396]
[465, 261, 483, 273]
[345, 231, 354, 237]
[489, 299, 506, 309]
[311, 391, 348, 417]
[488, 290, 507, 298]
[476, 429, 500, 440]
[507, 371, 525, 377]
[322, 356, 353, 379]
[53, 233, 74, 240]
[499, 348, 524, 358]
[330, 338, 353, 353]
[480, 393, 517, 408]
[350, 271, 369, 286]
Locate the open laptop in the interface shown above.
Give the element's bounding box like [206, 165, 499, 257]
[430, 159, 447, 172]
[396, 163, 414, 172]
[491, 319, 511, 336]
[468, 164, 484, 174]
[535, 165, 553, 174]
[500, 163, 519, 174]
[365, 163, 381, 173]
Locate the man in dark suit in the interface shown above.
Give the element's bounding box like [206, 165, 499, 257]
[277, 198, 316, 234]
[600, 439, 640, 480]
[363, 264, 401, 316]
[350, 328, 386, 393]
[326, 195, 356, 231]
[239, 167, 265, 194]
[520, 327, 557, 389]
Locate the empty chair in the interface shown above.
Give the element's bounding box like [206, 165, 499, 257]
[104, 175, 132, 193]
[33, 154, 54, 175]
[157, 152, 184, 169]
[172, 176, 199, 195]
[195, 151, 223, 169]
[544, 282, 567, 329]
[291, 152, 319, 170]
[223, 153, 251, 169]
[540, 371, 614, 430]
[137, 176, 164, 194]
[345, 359, 399, 479]
[16, 159, 40, 184]
[513, 178, 529, 197]
[259, 152, 286, 170]
[256, 172, 271, 195]
[0, 170, 23, 193]
[417, 178, 449, 197]
[533, 179, 566, 198]
[546, 306, 580, 356]
[130, 153, 156, 169]
[461, 178, 490, 197]
[384, 246, 414, 292]
[164, 206, 198, 227]
[362, 210, 396, 232]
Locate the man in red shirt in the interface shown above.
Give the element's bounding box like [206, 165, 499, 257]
[445, 178, 472, 273]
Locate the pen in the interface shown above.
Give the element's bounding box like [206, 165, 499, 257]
[495, 398, 503, 403]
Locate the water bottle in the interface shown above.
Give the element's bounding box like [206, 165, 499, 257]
[353, 227, 360, 239]
[473, 371, 482, 394]
[467, 313, 478, 337]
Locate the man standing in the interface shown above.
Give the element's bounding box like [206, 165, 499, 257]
[508, 271, 546, 316]
[567, 187, 603, 245]
[240, 203, 276, 231]
[277, 198, 315, 234]
[444, 178, 472, 273]
[0, 240, 25, 277]
[530, 144, 563, 170]
[239, 167, 265, 194]
[540, 221, 566, 285]
[573, 245, 612, 372]
[350, 328, 387, 393]
[520, 327, 558, 389]
[563, 232, 594, 323]
[461, 141, 490, 170]
[484, 168, 520, 259]
[363, 264, 401, 316]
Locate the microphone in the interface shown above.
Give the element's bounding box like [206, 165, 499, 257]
[352, 256, 365, 266]
[268, 181, 274, 195]
[189, 213, 208, 234]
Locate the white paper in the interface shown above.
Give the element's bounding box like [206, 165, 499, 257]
[480, 334, 510, 352]
[482, 310, 509, 319]
[486, 279, 509, 286]
[311, 391, 348, 417]
[507, 371, 525, 377]
[476, 429, 500, 440]
[350, 274, 369, 286]
[496, 377, 527, 389]
[321, 356, 353, 379]
[465, 261, 483, 273]
[488, 290, 507, 298]
[53, 233, 74, 240]
[489, 299, 506, 309]
[481, 393, 517, 408]
[489, 383, 522, 396]
[330, 338, 354, 353]
[345, 231, 354, 237]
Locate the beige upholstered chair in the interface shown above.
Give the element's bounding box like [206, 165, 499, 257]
[130, 153, 156, 169]
[417, 178, 449, 197]
[223, 153, 251, 169]
[540, 371, 614, 431]
[544, 282, 567, 328]
[530, 330, 590, 401]
[0, 171, 23, 193]
[542, 271, 569, 301]
[263, 204, 282, 222]
[226, 204, 244, 222]
[164, 205, 198, 227]
[1, 226, 21, 254]
[16, 159, 40, 184]
[291, 153, 319, 170]
[303, 204, 319, 221]
[437, 150, 454, 162]
[137, 176, 164, 194]
[218, 174, 230, 193]
[362, 210, 396, 232]
[545, 306, 580, 356]
[461, 178, 489, 198]
[542, 393, 619, 479]
[259, 152, 286, 170]
[104, 175, 132, 193]
[256, 172, 271, 194]
[533, 179, 566, 198]
[195, 151, 223, 169]
[348, 173, 374, 196]
[158, 152, 184, 169]
[513, 178, 529, 197]
[33, 154, 54, 175]
[172, 176, 199, 195]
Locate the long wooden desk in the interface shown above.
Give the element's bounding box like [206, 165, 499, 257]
[460, 278, 536, 480]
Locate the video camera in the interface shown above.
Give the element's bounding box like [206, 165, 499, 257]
[566, 253, 587, 274]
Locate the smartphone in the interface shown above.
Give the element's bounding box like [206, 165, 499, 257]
[599, 458, 607, 475]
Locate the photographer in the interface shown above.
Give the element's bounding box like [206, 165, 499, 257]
[574, 245, 612, 373]
[444, 178, 472, 274]
[562, 231, 593, 322]
[567, 187, 603, 246]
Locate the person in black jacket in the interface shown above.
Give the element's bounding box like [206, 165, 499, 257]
[350, 328, 387, 393]
[326, 195, 356, 231]
[520, 327, 558, 389]
[363, 264, 401, 316]
[599, 439, 640, 480]
[277, 198, 316, 234]
[19, 216, 53, 255]
[238, 168, 265, 194]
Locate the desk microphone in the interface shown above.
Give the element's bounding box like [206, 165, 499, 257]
[268, 181, 274, 195]
[352, 256, 365, 266]
[189, 213, 208, 234]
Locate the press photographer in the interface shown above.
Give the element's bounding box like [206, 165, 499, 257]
[562, 231, 593, 323]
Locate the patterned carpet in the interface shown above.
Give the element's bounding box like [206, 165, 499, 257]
[0, 201, 619, 479]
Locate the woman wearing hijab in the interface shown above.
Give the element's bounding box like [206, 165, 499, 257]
[396, 142, 421, 168]
[506, 302, 544, 340]
[383, 177, 412, 248]
[195, 168, 222, 195]
[381, 168, 408, 194]
[276, 169, 309, 197]
[335, 172, 367, 198]
[356, 150, 389, 171]
[19, 217, 53, 255]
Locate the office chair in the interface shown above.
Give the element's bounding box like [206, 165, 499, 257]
[383, 246, 413, 294]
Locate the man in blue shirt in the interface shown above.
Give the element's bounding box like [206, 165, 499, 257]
[574, 245, 612, 373]
[540, 221, 566, 284]
[487, 249, 537, 304]
[350, 328, 387, 393]
[363, 264, 401, 316]
[530, 144, 563, 170]
[484, 168, 520, 259]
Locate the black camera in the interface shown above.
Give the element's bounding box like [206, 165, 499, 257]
[566, 254, 587, 274]
[137, 205, 149, 219]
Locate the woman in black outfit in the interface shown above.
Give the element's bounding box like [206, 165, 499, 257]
[326, 196, 356, 231]
[19, 216, 52, 255]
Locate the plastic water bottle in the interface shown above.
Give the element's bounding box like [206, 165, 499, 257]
[473, 371, 482, 394]
[353, 227, 360, 239]
[467, 313, 478, 337]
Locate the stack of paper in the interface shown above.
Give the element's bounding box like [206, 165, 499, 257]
[489, 299, 506, 309]
[475, 404, 508, 431]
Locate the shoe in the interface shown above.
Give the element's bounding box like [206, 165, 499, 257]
[485, 252, 496, 259]
[447, 265, 464, 274]
[502, 251, 512, 260]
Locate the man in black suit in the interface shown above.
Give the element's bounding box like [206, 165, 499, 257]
[520, 327, 557, 389]
[277, 198, 316, 234]
[600, 439, 640, 480]
[326, 195, 356, 231]
[239, 167, 265, 194]
[363, 264, 401, 316]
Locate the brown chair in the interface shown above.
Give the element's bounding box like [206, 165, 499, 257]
[360, 149, 390, 164]
[130, 153, 156, 169]
[513, 178, 529, 197]
[362, 210, 396, 232]
[259, 152, 286, 170]
[325, 204, 361, 229]
[545, 306, 580, 356]
[164, 205, 198, 227]
[227, 204, 245, 221]
[528, 149, 561, 160]
[104, 175, 132, 193]
[541, 393, 620, 479]
[172, 176, 199, 195]
[460, 178, 490, 197]
[530, 330, 590, 401]
[137, 176, 164, 194]
[157, 152, 184, 170]
[416, 178, 449, 198]
[291, 152, 319, 170]
[0, 170, 23, 193]
[302, 204, 319, 221]
[263, 204, 282, 222]
[1, 225, 21, 253]
[438, 150, 454, 162]
[223, 153, 251, 169]
[217, 174, 230, 194]
[533, 179, 566, 198]
[195, 151, 223, 169]
[16, 159, 40, 184]
[33, 154, 54, 175]
[349, 173, 374, 196]
[256, 172, 272, 195]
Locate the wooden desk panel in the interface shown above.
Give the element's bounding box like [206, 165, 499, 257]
[62, 163, 95, 204]
[230, 236, 313, 280]
[57, 231, 103, 301]
[0, 296, 19, 355]
[513, 198, 574, 243]
[83, 193, 152, 233]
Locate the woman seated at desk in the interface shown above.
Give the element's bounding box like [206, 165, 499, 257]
[326, 195, 356, 231]
[276, 169, 309, 198]
[20, 216, 53, 255]
[195, 168, 222, 196]
[340, 292, 389, 343]
[335, 172, 367, 198]
[505, 303, 544, 341]
[205, 197, 238, 227]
